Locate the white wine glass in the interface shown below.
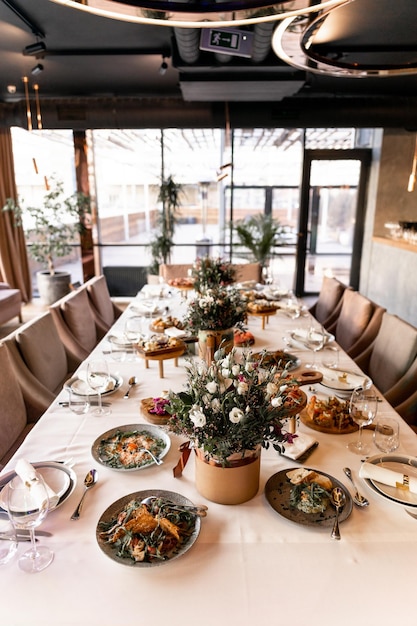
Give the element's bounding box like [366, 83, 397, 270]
[305, 323, 326, 368]
[7, 473, 53, 573]
[373, 417, 400, 453]
[87, 358, 111, 416]
[347, 387, 378, 454]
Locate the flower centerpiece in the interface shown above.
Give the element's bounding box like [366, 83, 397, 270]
[184, 286, 247, 363]
[191, 257, 235, 293]
[167, 349, 304, 504]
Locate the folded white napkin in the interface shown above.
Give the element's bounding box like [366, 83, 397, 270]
[14, 459, 60, 509]
[164, 326, 186, 339]
[281, 433, 318, 461]
[73, 374, 115, 395]
[359, 462, 417, 494]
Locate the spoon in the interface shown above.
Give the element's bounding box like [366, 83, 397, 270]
[139, 449, 164, 466]
[70, 469, 98, 521]
[330, 487, 346, 540]
[140, 495, 208, 517]
[123, 376, 137, 399]
[343, 467, 370, 507]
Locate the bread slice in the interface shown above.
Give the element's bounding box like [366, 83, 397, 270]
[286, 467, 332, 490]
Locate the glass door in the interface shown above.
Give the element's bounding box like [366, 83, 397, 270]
[295, 149, 372, 296]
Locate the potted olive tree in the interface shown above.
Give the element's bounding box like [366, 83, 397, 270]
[3, 178, 90, 304]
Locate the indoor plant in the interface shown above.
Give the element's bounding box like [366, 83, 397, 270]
[148, 175, 182, 277]
[232, 214, 284, 276]
[3, 178, 90, 304]
[167, 349, 301, 503]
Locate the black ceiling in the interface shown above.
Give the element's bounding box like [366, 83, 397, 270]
[1, 0, 417, 130]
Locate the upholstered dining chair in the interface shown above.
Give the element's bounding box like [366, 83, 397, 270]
[84, 275, 123, 334]
[0, 344, 41, 469]
[1, 311, 81, 421]
[308, 276, 350, 329]
[355, 312, 417, 396]
[49, 288, 101, 361]
[231, 262, 261, 283]
[159, 264, 193, 281]
[326, 289, 386, 358]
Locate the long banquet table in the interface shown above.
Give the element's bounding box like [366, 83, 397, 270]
[1, 287, 417, 626]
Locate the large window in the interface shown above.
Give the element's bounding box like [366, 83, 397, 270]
[11, 126, 368, 294]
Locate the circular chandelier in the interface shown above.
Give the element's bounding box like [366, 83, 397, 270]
[49, 0, 348, 29]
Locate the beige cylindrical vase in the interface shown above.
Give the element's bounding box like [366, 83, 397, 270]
[197, 328, 234, 364]
[194, 447, 261, 505]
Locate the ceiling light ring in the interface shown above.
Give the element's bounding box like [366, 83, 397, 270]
[49, 0, 348, 29]
[272, 15, 417, 78]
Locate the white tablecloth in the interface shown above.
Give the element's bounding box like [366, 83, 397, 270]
[1, 291, 417, 626]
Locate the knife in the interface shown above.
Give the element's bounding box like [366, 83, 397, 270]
[59, 401, 111, 407]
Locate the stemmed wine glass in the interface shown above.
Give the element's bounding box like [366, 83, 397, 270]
[7, 472, 53, 573]
[87, 358, 111, 416]
[305, 323, 326, 368]
[347, 387, 378, 454]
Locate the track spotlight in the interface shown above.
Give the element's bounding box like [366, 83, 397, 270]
[159, 57, 168, 76]
[23, 41, 46, 57]
[31, 63, 44, 76]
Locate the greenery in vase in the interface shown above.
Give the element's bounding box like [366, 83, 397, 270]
[184, 286, 247, 332]
[191, 257, 235, 293]
[167, 349, 301, 465]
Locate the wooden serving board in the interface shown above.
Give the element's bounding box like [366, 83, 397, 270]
[300, 408, 358, 435]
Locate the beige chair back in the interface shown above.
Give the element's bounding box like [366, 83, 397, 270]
[329, 290, 385, 357]
[356, 312, 417, 394]
[0, 344, 35, 468]
[85, 275, 122, 333]
[49, 288, 100, 360]
[2, 312, 80, 416]
[309, 276, 349, 327]
[232, 263, 261, 283]
[159, 264, 193, 281]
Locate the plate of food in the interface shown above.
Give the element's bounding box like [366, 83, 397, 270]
[140, 397, 171, 426]
[150, 316, 185, 333]
[64, 373, 123, 397]
[319, 367, 372, 393]
[300, 395, 357, 434]
[252, 350, 300, 371]
[247, 300, 278, 314]
[0, 462, 77, 512]
[96, 489, 201, 567]
[136, 335, 186, 357]
[91, 424, 170, 471]
[360, 454, 417, 508]
[265, 467, 352, 527]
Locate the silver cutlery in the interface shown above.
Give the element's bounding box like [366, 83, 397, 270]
[343, 467, 370, 507]
[59, 401, 111, 407]
[123, 375, 138, 399]
[330, 487, 346, 540]
[70, 469, 98, 521]
[0, 530, 52, 542]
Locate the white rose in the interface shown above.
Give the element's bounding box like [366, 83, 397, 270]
[206, 381, 218, 394]
[237, 381, 249, 395]
[266, 382, 278, 397]
[189, 406, 207, 427]
[271, 397, 284, 407]
[229, 407, 244, 423]
[211, 398, 221, 413]
[232, 364, 241, 376]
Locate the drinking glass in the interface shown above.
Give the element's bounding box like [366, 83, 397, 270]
[373, 417, 400, 453]
[347, 388, 378, 454]
[305, 323, 326, 368]
[87, 358, 111, 416]
[125, 315, 146, 344]
[68, 388, 90, 415]
[0, 518, 18, 566]
[322, 347, 339, 369]
[7, 473, 53, 573]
